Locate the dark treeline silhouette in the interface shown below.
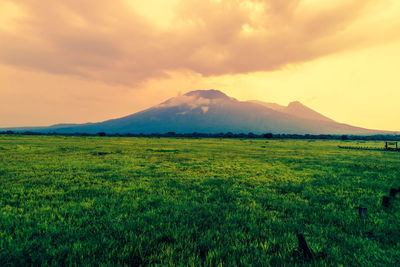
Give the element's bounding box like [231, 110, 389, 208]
[1, 130, 400, 141]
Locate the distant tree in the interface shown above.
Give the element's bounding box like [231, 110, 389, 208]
[23, 131, 39, 135]
[225, 132, 233, 138]
[97, 132, 106, 136]
[248, 132, 256, 138]
[341, 135, 348, 140]
[5, 130, 14, 134]
[263, 133, 273, 139]
[167, 132, 176, 136]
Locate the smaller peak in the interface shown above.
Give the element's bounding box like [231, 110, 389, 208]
[287, 101, 308, 108]
[184, 89, 229, 100]
[284, 101, 334, 122]
[288, 101, 303, 106]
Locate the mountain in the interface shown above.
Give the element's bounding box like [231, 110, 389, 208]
[2, 89, 393, 135]
[248, 100, 286, 112]
[248, 100, 334, 122]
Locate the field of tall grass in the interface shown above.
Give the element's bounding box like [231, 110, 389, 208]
[0, 135, 399, 265]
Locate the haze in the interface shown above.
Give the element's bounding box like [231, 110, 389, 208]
[1, 0, 400, 131]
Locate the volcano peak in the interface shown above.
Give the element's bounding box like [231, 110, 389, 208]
[184, 89, 230, 100]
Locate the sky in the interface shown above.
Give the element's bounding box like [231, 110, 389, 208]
[1, 0, 400, 131]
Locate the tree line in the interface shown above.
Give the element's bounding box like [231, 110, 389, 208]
[1, 130, 400, 141]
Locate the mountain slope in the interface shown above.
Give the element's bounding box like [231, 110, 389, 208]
[248, 100, 334, 122]
[248, 100, 286, 112]
[2, 89, 392, 135]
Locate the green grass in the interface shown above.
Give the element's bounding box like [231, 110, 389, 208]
[0, 135, 399, 266]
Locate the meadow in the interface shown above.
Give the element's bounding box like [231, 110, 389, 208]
[0, 135, 399, 266]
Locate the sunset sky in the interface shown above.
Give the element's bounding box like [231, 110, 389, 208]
[1, 0, 400, 131]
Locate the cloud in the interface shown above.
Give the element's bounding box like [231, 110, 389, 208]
[157, 94, 211, 109]
[0, 0, 399, 85]
[201, 106, 209, 113]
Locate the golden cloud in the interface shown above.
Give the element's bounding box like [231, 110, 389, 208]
[0, 0, 399, 85]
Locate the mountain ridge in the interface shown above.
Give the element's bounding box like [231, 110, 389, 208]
[249, 99, 334, 122]
[1, 89, 396, 135]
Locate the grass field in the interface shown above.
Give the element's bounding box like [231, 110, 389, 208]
[1, 135, 399, 266]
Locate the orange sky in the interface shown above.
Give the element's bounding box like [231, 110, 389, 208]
[1, 0, 400, 131]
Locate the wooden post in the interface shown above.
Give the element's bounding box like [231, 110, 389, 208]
[385, 142, 388, 150]
[382, 196, 390, 207]
[390, 188, 397, 198]
[297, 233, 313, 259]
[358, 207, 367, 217]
